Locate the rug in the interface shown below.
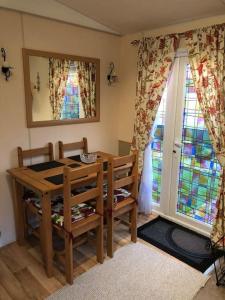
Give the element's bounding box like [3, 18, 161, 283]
[48, 242, 209, 300]
[137, 216, 220, 272]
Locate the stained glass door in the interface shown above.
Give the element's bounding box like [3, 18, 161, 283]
[151, 56, 220, 231]
[175, 65, 220, 225]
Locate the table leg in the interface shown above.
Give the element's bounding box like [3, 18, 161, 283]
[40, 192, 53, 277]
[12, 178, 25, 245]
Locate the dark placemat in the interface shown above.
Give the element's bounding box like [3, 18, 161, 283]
[45, 174, 63, 185]
[27, 161, 65, 172]
[103, 161, 108, 171]
[45, 173, 88, 185]
[137, 216, 222, 272]
[69, 154, 108, 171]
[68, 155, 82, 162]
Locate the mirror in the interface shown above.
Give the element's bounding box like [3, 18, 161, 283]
[22, 49, 100, 127]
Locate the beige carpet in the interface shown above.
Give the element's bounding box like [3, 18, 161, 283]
[48, 242, 209, 300]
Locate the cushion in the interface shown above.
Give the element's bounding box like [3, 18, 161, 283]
[103, 183, 131, 204]
[51, 202, 95, 227]
[25, 190, 96, 227]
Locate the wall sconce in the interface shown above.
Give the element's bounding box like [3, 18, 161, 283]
[33, 72, 40, 92]
[107, 62, 118, 85]
[1, 48, 13, 81]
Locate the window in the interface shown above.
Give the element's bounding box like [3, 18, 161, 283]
[60, 64, 84, 119]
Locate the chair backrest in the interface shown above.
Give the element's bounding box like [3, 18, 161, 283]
[17, 143, 54, 167]
[58, 137, 88, 159]
[107, 150, 138, 209]
[63, 161, 103, 233]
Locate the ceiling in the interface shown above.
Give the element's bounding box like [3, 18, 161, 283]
[57, 0, 225, 34]
[1, 0, 225, 35]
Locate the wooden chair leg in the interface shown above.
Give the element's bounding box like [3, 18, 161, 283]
[96, 217, 104, 264]
[107, 214, 114, 258]
[23, 204, 29, 239]
[39, 220, 45, 260]
[129, 212, 132, 233]
[65, 232, 74, 285]
[130, 204, 137, 243]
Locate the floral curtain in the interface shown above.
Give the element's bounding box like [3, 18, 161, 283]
[77, 61, 96, 118]
[131, 35, 179, 173]
[185, 24, 225, 246]
[49, 58, 70, 120]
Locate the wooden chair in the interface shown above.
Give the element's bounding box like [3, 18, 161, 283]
[53, 162, 104, 284]
[17, 142, 54, 167]
[17, 143, 54, 239]
[58, 137, 88, 159]
[106, 150, 138, 257]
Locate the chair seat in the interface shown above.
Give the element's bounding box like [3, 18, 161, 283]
[103, 184, 131, 204]
[26, 194, 95, 227]
[114, 197, 135, 211]
[52, 202, 95, 227]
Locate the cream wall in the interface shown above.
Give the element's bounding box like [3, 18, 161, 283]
[116, 14, 225, 143]
[0, 9, 121, 247]
[1, 8, 225, 248]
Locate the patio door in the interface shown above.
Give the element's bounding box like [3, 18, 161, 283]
[151, 51, 221, 233]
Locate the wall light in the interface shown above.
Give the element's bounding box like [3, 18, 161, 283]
[33, 72, 40, 92]
[107, 62, 118, 85]
[1, 48, 13, 81]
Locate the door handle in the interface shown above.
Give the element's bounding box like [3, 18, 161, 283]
[174, 141, 183, 148]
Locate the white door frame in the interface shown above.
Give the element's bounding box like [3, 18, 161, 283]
[153, 50, 211, 236]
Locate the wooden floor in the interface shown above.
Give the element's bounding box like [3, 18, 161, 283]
[0, 214, 153, 300]
[0, 213, 224, 300]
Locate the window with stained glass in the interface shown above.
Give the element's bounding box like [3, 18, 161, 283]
[60, 65, 80, 119]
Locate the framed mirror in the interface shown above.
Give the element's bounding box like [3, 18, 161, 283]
[22, 48, 100, 127]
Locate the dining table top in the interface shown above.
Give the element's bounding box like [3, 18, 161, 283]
[7, 151, 114, 193]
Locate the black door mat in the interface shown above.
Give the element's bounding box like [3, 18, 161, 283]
[27, 161, 65, 172]
[137, 216, 222, 272]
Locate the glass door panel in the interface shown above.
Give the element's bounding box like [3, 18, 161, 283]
[152, 89, 167, 203]
[176, 65, 221, 225]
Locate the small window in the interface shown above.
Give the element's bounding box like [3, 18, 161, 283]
[60, 63, 84, 119]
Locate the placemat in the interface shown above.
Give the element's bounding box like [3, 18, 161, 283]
[68, 155, 82, 162]
[45, 174, 64, 185]
[27, 161, 64, 172]
[103, 161, 108, 171]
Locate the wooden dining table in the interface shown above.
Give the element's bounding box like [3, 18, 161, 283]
[7, 151, 114, 277]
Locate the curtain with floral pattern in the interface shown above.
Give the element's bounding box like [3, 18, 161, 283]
[131, 35, 179, 172]
[77, 61, 97, 118]
[49, 58, 70, 120]
[185, 24, 225, 246]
